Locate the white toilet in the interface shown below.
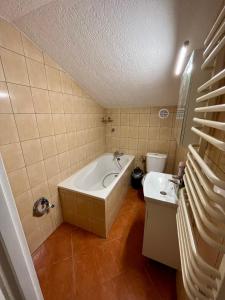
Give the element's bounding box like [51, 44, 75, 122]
[146, 153, 167, 173]
[142, 153, 167, 185]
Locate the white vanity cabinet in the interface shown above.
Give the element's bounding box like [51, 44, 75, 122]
[142, 172, 180, 270]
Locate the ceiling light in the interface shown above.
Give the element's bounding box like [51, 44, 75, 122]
[174, 40, 189, 76]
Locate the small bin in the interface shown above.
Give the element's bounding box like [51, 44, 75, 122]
[131, 167, 144, 189]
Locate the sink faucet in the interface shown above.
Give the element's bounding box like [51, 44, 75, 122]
[168, 178, 184, 191]
[113, 151, 124, 160]
[168, 179, 180, 185]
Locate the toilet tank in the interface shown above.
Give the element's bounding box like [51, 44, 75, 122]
[146, 153, 167, 173]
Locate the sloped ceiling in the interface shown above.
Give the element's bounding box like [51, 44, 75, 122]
[0, 0, 223, 107]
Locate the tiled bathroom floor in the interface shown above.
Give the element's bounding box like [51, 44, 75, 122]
[32, 188, 177, 300]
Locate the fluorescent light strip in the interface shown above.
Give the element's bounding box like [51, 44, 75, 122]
[0, 92, 8, 98]
[175, 41, 189, 76]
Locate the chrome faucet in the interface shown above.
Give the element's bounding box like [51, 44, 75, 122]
[113, 151, 124, 160]
[168, 177, 184, 191]
[168, 179, 180, 185]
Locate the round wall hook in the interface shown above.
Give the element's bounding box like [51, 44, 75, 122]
[33, 197, 55, 217]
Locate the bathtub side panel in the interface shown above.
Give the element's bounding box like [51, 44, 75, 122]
[106, 160, 134, 235]
[59, 188, 106, 237]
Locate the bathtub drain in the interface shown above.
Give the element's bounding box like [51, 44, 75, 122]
[102, 172, 119, 188]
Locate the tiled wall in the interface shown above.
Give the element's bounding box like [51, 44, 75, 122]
[0, 18, 105, 253]
[105, 107, 177, 173]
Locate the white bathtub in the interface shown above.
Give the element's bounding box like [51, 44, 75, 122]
[58, 153, 134, 199]
[58, 153, 134, 237]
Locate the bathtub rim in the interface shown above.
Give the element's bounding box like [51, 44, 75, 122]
[57, 153, 135, 200]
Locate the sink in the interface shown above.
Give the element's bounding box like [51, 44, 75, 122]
[143, 171, 178, 206]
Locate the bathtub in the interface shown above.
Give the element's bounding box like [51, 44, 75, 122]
[58, 153, 134, 237]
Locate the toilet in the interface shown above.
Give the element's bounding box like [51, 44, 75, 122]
[142, 153, 167, 185]
[146, 153, 167, 173]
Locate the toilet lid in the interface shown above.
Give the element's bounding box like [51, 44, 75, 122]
[146, 153, 167, 159]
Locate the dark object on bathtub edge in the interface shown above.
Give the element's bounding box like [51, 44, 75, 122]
[131, 167, 144, 189]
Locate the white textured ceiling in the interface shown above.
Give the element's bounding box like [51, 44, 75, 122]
[0, 0, 223, 107]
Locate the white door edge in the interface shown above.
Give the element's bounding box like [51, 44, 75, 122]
[0, 154, 43, 300]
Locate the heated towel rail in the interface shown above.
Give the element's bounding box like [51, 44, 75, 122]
[177, 4, 225, 299]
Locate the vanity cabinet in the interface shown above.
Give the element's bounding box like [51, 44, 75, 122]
[142, 199, 180, 270]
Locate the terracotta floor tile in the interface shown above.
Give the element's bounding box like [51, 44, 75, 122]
[74, 253, 100, 292]
[33, 223, 74, 270]
[145, 260, 177, 300]
[37, 258, 76, 300]
[33, 187, 177, 300]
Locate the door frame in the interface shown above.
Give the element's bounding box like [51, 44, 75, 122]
[0, 154, 43, 300]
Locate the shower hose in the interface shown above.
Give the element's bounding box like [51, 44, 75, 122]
[102, 158, 122, 188]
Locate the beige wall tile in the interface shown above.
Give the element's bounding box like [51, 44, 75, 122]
[0, 48, 29, 85]
[49, 91, 63, 113]
[63, 94, 73, 113]
[31, 87, 51, 113]
[52, 114, 66, 134]
[149, 114, 160, 126]
[15, 190, 33, 219]
[148, 127, 159, 139]
[159, 127, 172, 140]
[0, 143, 25, 172]
[8, 167, 30, 197]
[8, 83, 34, 113]
[21, 139, 43, 165]
[58, 151, 70, 171]
[43, 53, 60, 69]
[128, 138, 138, 150]
[36, 114, 54, 137]
[0, 114, 19, 145]
[129, 126, 138, 138]
[0, 58, 5, 81]
[27, 161, 46, 188]
[139, 114, 149, 126]
[0, 19, 23, 54]
[71, 82, 82, 96]
[138, 127, 148, 139]
[25, 226, 43, 253]
[65, 114, 74, 132]
[44, 155, 60, 179]
[60, 71, 72, 94]
[39, 213, 54, 241]
[46, 66, 61, 92]
[55, 133, 68, 153]
[120, 113, 129, 126]
[31, 181, 50, 202]
[21, 214, 39, 239]
[26, 58, 47, 89]
[41, 136, 57, 159]
[15, 114, 39, 141]
[21, 34, 43, 63]
[48, 174, 61, 197]
[0, 82, 12, 113]
[129, 113, 139, 126]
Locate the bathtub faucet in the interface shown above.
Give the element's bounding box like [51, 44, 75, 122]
[113, 151, 124, 160]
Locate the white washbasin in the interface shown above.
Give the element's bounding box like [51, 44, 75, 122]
[143, 172, 178, 206]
